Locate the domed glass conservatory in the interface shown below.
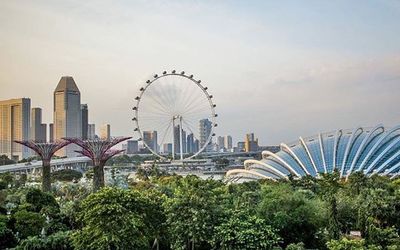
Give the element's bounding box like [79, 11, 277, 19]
[226, 125, 400, 181]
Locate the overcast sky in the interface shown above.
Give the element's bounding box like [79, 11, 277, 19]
[1, 0, 399, 145]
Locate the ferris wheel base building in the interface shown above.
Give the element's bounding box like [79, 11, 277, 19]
[226, 125, 400, 181]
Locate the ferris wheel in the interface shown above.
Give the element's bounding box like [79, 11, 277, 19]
[132, 70, 217, 160]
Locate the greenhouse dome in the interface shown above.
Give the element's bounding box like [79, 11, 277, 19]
[226, 124, 400, 181]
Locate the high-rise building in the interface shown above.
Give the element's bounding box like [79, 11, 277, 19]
[173, 125, 187, 154]
[186, 133, 194, 153]
[237, 141, 245, 152]
[53, 76, 82, 157]
[126, 140, 139, 154]
[31, 108, 46, 142]
[49, 123, 54, 142]
[224, 135, 233, 150]
[100, 124, 111, 140]
[217, 136, 225, 151]
[245, 133, 259, 152]
[143, 131, 157, 152]
[88, 124, 96, 139]
[199, 118, 212, 152]
[162, 143, 173, 154]
[81, 104, 88, 140]
[193, 139, 200, 153]
[0, 98, 31, 160]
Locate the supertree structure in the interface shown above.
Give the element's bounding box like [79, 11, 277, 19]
[63, 137, 131, 191]
[14, 140, 71, 192]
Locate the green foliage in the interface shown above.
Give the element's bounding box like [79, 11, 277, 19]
[52, 169, 83, 182]
[0, 214, 17, 249]
[164, 176, 225, 250]
[0, 155, 16, 166]
[327, 238, 366, 250]
[212, 209, 280, 249]
[25, 188, 59, 213]
[13, 210, 45, 239]
[16, 230, 73, 250]
[258, 183, 326, 248]
[285, 242, 306, 250]
[71, 187, 149, 250]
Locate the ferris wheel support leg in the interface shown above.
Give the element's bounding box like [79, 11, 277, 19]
[179, 116, 184, 161]
[172, 118, 175, 160]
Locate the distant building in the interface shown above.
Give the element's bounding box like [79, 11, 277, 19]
[143, 130, 157, 152]
[0, 98, 31, 160]
[100, 124, 111, 140]
[217, 136, 225, 151]
[53, 76, 82, 157]
[88, 124, 96, 139]
[162, 143, 173, 154]
[193, 139, 200, 153]
[199, 119, 212, 152]
[187, 133, 194, 153]
[31, 107, 46, 142]
[173, 125, 186, 154]
[237, 141, 245, 152]
[81, 104, 88, 139]
[245, 133, 259, 152]
[126, 140, 139, 154]
[224, 135, 233, 150]
[49, 123, 54, 142]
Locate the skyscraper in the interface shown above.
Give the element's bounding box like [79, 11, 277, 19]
[81, 104, 88, 140]
[53, 76, 82, 157]
[217, 136, 225, 151]
[100, 124, 111, 140]
[88, 124, 96, 139]
[126, 140, 139, 154]
[199, 118, 212, 152]
[31, 107, 46, 142]
[245, 133, 259, 152]
[224, 135, 233, 150]
[186, 133, 194, 153]
[49, 123, 54, 142]
[0, 98, 31, 160]
[143, 131, 157, 152]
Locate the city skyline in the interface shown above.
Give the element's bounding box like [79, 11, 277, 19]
[0, 1, 399, 145]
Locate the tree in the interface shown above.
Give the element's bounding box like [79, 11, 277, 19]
[71, 187, 149, 250]
[13, 210, 45, 239]
[318, 171, 342, 240]
[212, 209, 279, 250]
[16, 230, 73, 250]
[258, 183, 326, 248]
[164, 176, 225, 250]
[52, 169, 83, 182]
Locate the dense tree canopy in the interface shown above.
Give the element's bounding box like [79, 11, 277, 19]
[0, 169, 398, 250]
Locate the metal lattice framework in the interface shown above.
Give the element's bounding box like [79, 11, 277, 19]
[133, 70, 217, 161]
[226, 125, 400, 182]
[14, 140, 72, 191]
[63, 137, 131, 164]
[14, 140, 71, 161]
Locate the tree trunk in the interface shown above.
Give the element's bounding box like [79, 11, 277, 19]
[93, 163, 105, 192]
[42, 159, 51, 192]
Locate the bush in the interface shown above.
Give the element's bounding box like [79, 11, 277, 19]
[52, 170, 83, 182]
[13, 210, 45, 239]
[16, 231, 73, 250]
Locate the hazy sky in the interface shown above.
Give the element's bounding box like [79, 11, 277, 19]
[1, 0, 400, 145]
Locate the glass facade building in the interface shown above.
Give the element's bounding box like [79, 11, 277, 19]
[227, 125, 400, 181]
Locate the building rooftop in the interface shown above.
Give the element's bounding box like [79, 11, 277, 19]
[54, 76, 80, 93]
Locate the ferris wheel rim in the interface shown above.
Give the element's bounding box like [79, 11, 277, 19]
[132, 70, 217, 160]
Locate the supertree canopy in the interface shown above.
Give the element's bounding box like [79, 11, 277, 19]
[14, 140, 71, 192]
[63, 137, 131, 191]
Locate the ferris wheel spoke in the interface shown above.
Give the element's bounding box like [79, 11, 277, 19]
[134, 71, 216, 160]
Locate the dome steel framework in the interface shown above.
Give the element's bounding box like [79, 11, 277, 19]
[226, 125, 400, 181]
